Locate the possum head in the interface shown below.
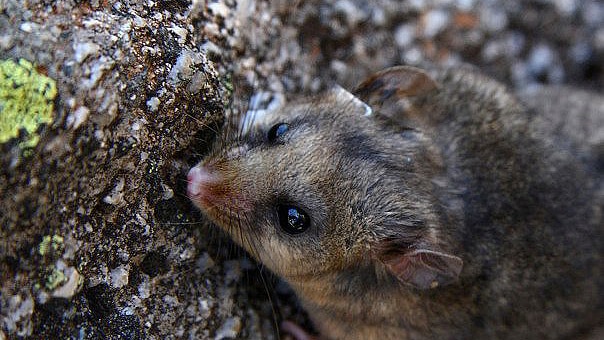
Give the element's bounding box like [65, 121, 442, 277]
[188, 66, 462, 290]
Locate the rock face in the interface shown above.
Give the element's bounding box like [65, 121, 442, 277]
[0, 1, 264, 339]
[1, 0, 602, 339]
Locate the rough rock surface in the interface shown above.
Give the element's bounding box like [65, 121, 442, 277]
[0, 1, 265, 339]
[1, 0, 602, 339]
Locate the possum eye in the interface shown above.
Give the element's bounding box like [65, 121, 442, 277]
[267, 123, 289, 143]
[277, 205, 310, 234]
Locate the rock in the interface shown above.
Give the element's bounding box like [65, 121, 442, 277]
[0, 0, 238, 338]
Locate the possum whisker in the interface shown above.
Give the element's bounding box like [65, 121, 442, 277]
[184, 112, 220, 135]
[257, 263, 282, 340]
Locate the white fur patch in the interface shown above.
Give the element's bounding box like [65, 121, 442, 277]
[332, 84, 373, 116]
[240, 91, 285, 136]
[362, 102, 373, 116]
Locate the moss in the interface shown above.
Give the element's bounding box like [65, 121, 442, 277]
[0, 58, 57, 148]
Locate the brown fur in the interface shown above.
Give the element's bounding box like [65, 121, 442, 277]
[188, 66, 603, 339]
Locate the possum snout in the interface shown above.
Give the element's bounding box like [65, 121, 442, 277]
[187, 166, 222, 206]
[187, 164, 253, 215]
[188, 166, 216, 196]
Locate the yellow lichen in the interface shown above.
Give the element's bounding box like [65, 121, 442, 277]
[0, 58, 57, 148]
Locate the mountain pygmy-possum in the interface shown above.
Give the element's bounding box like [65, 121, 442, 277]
[188, 65, 603, 339]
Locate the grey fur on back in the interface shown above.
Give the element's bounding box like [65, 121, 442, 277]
[416, 68, 603, 338]
[519, 86, 604, 174]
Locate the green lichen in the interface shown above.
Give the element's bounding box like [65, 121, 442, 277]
[45, 267, 66, 290]
[0, 58, 57, 149]
[38, 234, 64, 256]
[38, 235, 68, 290]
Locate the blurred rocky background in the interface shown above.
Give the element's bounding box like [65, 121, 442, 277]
[1, 0, 602, 339]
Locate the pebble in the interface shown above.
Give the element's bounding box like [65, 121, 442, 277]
[162, 295, 179, 307]
[196, 252, 215, 273]
[583, 1, 604, 27]
[74, 42, 101, 63]
[214, 317, 242, 340]
[394, 23, 415, 48]
[553, 0, 578, 16]
[66, 106, 90, 129]
[334, 0, 369, 27]
[52, 268, 81, 298]
[168, 49, 203, 85]
[4, 296, 34, 332]
[208, 2, 230, 18]
[528, 44, 555, 76]
[456, 0, 476, 11]
[103, 177, 125, 205]
[109, 264, 130, 288]
[402, 47, 424, 65]
[422, 10, 450, 38]
[480, 5, 508, 32]
[133, 15, 146, 28]
[371, 7, 386, 26]
[570, 41, 592, 64]
[19, 22, 35, 33]
[82, 18, 103, 28]
[146, 96, 160, 112]
[168, 24, 188, 44]
[137, 279, 151, 300]
[0, 34, 14, 50]
[408, 0, 427, 11]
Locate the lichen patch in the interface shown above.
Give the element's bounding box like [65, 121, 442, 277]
[0, 58, 57, 149]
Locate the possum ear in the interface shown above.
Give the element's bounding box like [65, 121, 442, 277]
[353, 66, 439, 129]
[375, 241, 463, 290]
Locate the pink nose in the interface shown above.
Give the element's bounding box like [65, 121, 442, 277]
[187, 166, 219, 199]
[187, 165, 250, 212]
